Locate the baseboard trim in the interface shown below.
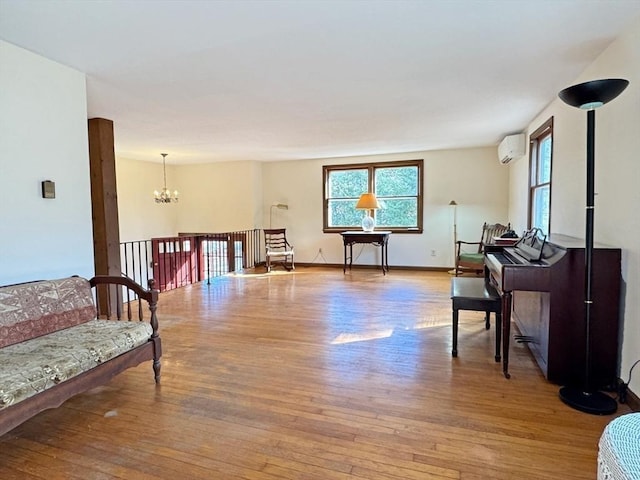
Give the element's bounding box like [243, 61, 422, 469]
[624, 386, 640, 411]
[289, 263, 451, 272]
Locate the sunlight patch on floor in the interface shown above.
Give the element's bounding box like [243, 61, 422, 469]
[411, 316, 451, 329]
[330, 329, 394, 344]
[330, 315, 458, 344]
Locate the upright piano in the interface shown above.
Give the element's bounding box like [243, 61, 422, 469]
[485, 231, 621, 387]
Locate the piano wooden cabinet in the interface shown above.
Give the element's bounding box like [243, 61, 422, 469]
[485, 233, 621, 388]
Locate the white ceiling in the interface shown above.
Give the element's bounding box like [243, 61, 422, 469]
[1, 0, 639, 164]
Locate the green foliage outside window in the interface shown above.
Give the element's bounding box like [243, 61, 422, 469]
[328, 169, 368, 198]
[327, 169, 368, 227]
[375, 166, 418, 228]
[375, 166, 418, 196]
[376, 198, 418, 227]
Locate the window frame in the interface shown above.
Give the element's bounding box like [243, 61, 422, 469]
[322, 159, 424, 234]
[528, 117, 554, 235]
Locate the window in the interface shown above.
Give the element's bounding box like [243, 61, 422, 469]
[529, 117, 553, 235]
[323, 159, 423, 233]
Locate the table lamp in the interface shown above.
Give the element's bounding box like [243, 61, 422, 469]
[355, 193, 380, 232]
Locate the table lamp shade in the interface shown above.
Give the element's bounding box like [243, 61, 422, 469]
[356, 193, 380, 210]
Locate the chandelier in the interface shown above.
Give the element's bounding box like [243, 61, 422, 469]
[154, 153, 178, 203]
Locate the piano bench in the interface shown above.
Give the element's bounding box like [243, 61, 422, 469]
[451, 277, 502, 362]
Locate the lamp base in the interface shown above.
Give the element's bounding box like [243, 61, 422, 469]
[559, 386, 617, 415]
[361, 213, 375, 232]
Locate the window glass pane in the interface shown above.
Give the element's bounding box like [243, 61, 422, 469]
[376, 198, 418, 227]
[375, 166, 418, 196]
[528, 118, 553, 234]
[530, 142, 538, 181]
[328, 169, 368, 198]
[328, 199, 361, 227]
[532, 185, 550, 235]
[538, 136, 552, 184]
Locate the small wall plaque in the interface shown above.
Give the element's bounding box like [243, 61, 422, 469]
[41, 180, 56, 199]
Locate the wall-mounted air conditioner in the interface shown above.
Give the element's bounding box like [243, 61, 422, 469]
[498, 134, 525, 165]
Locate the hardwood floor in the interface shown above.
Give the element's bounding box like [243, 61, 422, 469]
[0, 267, 629, 479]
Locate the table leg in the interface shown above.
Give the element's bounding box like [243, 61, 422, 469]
[384, 242, 389, 274]
[502, 291, 512, 379]
[452, 307, 458, 357]
[343, 242, 347, 274]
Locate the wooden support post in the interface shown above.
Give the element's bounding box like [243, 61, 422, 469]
[88, 118, 122, 314]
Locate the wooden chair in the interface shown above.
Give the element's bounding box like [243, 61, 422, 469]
[454, 222, 511, 276]
[264, 228, 295, 272]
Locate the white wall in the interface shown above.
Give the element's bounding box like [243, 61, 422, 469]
[0, 41, 94, 284]
[262, 147, 510, 267]
[173, 160, 263, 234]
[508, 18, 640, 394]
[116, 156, 178, 241]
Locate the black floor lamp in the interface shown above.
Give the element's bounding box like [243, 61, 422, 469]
[558, 78, 629, 415]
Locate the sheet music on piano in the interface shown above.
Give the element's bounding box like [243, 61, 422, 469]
[489, 228, 550, 266]
[511, 228, 547, 262]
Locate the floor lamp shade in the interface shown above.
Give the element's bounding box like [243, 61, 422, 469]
[558, 79, 629, 110]
[269, 203, 288, 228]
[557, 78, 629, 415]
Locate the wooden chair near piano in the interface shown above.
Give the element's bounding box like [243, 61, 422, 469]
[453, 222, 514, 276]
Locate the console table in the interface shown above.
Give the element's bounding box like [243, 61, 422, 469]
[340, 231, 391, 275]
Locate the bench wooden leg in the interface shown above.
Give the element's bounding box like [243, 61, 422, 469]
[495, 312, 502, 362]
[452, 309, 459, 357]
[153, 359, 161, 383]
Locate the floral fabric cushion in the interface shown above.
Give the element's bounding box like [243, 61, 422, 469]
[0, 319, 152, 410]
[0, 277, 96, 348]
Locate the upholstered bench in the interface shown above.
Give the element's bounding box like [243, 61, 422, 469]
[0, 275, 161, 436]
[451, 277, 502, 362]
